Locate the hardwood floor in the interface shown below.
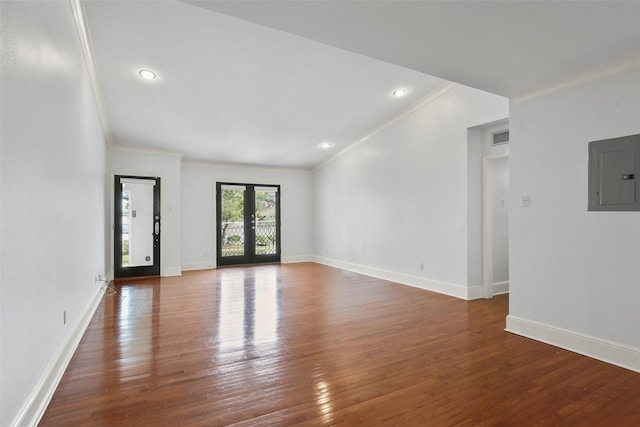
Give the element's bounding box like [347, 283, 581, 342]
[40, 263, 640, 426]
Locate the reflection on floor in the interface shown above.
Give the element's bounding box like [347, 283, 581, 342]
[40, 263, 640, 426]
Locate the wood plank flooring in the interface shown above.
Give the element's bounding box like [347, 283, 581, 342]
[40, 263, 640, 426]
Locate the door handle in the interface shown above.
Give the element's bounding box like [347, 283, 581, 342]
[155, 221, 160, 235]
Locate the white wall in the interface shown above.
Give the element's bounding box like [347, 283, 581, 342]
[466, 128, 484, 287]
[109, 149, 182, 276]
[1, 2, 107, 425]
[508, 67, 640, 366]
[312, 85, 507, 299]
[181, 163, 312, 270]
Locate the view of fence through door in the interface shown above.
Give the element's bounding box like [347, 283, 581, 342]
[216, 183, 281, 266]
[114, 176, 161, 278]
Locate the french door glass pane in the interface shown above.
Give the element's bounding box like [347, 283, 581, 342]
[254, 188, 277, 255]
[221, 187, 245, 257]
[121, 180, 155, 267]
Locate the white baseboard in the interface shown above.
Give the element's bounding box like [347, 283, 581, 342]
[11, 287, 104, 427]
[181, 255, 311, 270]
[506, 315, 640, 374]
[181, 261, 215, 271]
[161, 266, 182, 277]
[312, 256, 472, 300]
[493, 280, 509, 295]
[282, 255, 312, 264]
[467, 285, 484, 300]
[467, 281, 510, 300]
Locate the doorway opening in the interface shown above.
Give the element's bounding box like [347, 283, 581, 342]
[483, 155, 509, 298]
[114, 176, 161, 278]
[216, 182, 281, 266]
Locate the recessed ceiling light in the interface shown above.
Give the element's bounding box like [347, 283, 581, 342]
[392, 88, 407, 97]
[319, 142, 333, 149]
[138, 69, 157, 80]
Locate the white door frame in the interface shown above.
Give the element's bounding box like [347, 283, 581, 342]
[482, 154, 509, 299]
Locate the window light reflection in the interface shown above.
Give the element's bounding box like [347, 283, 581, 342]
[218, 272, 246, 349]
[254, 268, 278, 345]
[217, 268, 279, 350]
[315, 379, 333, 423]
[116, 286, 154, 375]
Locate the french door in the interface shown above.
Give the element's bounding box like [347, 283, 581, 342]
[114, 176, 161, 278]
[216, 182, 281, 266]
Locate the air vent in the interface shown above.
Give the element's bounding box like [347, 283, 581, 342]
[492, 130, 509, 145]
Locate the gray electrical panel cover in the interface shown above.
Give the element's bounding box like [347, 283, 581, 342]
[588, 133, 640, 211]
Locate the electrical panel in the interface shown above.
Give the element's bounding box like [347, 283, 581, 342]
[588, 133, 640, 211]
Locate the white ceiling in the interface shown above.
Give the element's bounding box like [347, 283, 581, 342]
[188, 0, 640, 99]
[83, 1, 640, 169]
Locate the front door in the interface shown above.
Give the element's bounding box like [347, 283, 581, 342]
[114, 176, 161, 278]
[216, 182, 281, 266]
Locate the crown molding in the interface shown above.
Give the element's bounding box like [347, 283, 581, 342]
[515, 53, 640, 104]
[109, 144, 183, 158]
[312, 82, 458, 172]
[69, 0, 113, 148]
[182, 160, 310, 174]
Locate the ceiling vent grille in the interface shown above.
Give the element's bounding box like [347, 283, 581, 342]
[492, 130, 509, 145]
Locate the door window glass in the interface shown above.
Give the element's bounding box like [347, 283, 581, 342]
[220, 185, 246, 257]
[254, 187, 278, 255]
